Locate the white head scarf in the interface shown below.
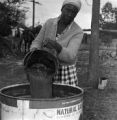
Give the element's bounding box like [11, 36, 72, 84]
[62, 0, 82, 11]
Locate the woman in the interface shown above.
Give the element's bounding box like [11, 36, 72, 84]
[30, 0, 84, 86]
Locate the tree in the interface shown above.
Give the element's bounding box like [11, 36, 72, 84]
[88, 0, 100, 88]
[0, 0, 28, 36]
[100, 2, 117, 29]
[0, 0, 28, 57]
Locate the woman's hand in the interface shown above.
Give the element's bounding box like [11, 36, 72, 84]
[43, 38, 62, 54]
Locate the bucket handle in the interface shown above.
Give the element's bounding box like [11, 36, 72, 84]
[24, 51, 35, 67]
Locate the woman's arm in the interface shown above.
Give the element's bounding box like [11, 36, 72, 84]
[30, 22, 46, 51]
[58, 31, 83, 64]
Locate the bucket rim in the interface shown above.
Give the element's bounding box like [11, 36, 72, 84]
[23, 49, 59, 74]
[23, 50, 58, 66]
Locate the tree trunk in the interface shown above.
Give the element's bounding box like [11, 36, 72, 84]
[88, 0, 100, 88]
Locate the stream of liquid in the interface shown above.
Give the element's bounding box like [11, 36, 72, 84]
[27, 63, 53, 99]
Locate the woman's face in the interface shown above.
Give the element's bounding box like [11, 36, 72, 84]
[60, 4, 78, 25]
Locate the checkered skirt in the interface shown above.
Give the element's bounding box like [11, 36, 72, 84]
[53, 64, 78, 86]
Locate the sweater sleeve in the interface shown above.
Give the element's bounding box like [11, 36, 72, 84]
[58, 30, 84, 65]
[30, 22, 46, 50]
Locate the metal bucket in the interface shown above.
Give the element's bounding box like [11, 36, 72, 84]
[0, 83, 83, 120]
[24, 50, 59, 98]
[23, 50, 58, 73]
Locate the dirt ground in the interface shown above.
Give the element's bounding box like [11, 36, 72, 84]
[0, 49, 117, 120]
[83, 59, 117, 120]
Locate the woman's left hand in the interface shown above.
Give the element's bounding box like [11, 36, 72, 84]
[43, 38, 62, 54]
[43, 38, 55, 49]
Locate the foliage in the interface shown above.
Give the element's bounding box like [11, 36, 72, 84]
[100, 2, 117, 29]
[0, 0, 28, 36]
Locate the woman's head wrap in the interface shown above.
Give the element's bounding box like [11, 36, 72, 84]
[62, 0, 82, 11]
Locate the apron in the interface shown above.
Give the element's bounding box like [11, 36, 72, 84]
[53, 64, 78, 86]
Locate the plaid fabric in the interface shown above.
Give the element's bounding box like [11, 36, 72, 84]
[53, 64, 78, 86]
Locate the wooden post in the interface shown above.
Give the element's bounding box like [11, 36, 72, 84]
[32, 0, 35, 28]
[88, 0, 100, 88]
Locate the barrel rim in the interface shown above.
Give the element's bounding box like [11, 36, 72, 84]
[0, 83, 84, 101]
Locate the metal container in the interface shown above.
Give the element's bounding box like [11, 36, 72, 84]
[24, 50, 59, 98]
[0, 83, 83, 120]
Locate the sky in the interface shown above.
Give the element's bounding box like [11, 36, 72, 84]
[24, 0, 117, 29]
